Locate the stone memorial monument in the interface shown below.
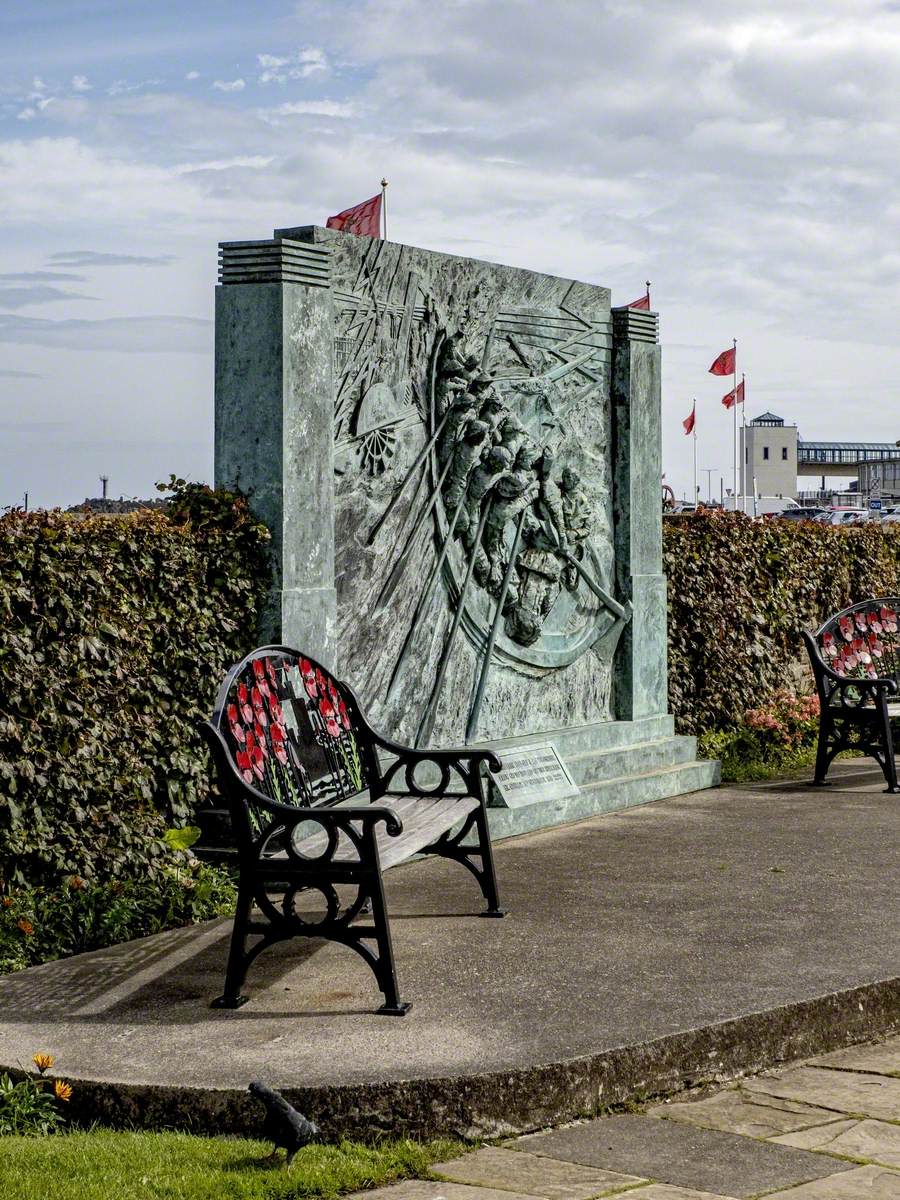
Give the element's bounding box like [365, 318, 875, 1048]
[215, 226, 718, 835]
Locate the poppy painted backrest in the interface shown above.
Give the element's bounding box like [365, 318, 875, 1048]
[209, 647, 373, 823]
[813, 598, 900, 693]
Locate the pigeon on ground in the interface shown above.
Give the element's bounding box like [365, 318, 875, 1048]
[248, 1080, 320, 1163]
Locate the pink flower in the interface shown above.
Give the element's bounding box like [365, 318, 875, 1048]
[338, 699, 351, 730]
[868, 613, 883, 633]
[249, 745, 265, 780]
[270, 723, 288, 765]
[268, 697, 284, 724]
[236, 750, 253, 785]
[326, 717, 341, 738]
[839, 616, 854, 641]
[855, 612, 869, 632]
[252, 659, 265, 682]
[266, 658, 278, 686]
[229, 721, 245, 744]
[318, 696, 335, 720]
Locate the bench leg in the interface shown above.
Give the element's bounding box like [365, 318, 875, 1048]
[473, 802, 505, 918]
[810, 716, 833, 787]
[211, 882, 253, 1009]
[877, 711, 900, 793]
[364, 870, 411, 1016]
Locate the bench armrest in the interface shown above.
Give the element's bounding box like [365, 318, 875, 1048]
[371, 732, 502, 776]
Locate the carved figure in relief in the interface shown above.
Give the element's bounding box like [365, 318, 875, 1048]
[478, 394, 505, 442]
[482, 446, 541, 593]
[436, 384, 477, 466]
[559, 467, 592, 592]
[457, 445, 512, 548]
[443, 419, 490, 512]
[497, 412, 529, 457]
[532, 447, 568, 554]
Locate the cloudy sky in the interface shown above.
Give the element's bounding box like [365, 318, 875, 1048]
[2, 0, 899, 507]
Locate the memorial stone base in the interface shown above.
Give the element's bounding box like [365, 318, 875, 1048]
[215, 226, 718, 836]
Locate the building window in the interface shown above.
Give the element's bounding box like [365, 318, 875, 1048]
[745, 447, 748, 463]
[763, 447, 769, 460]
[782, 447, 788, 460]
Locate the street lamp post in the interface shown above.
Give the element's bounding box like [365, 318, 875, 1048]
[701, 467, 718, 505]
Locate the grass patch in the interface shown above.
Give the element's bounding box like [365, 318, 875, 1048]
[0, 1128, 464, 1200]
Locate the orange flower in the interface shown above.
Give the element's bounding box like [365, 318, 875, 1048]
[17, 919, 34, 936]
[32, 1053, 54, 1073]
[68, 876, 85, 891]
[1, 897, 12, 908]
[53, 1080, 72, 1102]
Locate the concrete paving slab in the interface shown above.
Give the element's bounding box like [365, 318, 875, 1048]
[744, 1066, 900, 1121]
[624, 1191, 739, 1200]
[766, 1118, 859, 1150]
[647, 1088, 841, 1138]
[430, 1147, 644, 1197]
[344, 1184, 538, 1200]
[515, 1114, 850, 1197]
[810, 1036, 900, 1076]
[771, 1118, 900, 1167]
[761, 1164, 900, 1198]
[1, 762, 899, 1138]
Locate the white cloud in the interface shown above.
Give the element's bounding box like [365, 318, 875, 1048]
[16, 108, 36, 121]
[71, 75, 91, 93]
[106, 79, 161, 97]
[257, 99, 357, 122]
[257, 46, 328, 84]
[212, 78, 246, 92]
[172, 155, 274, 174]
[185, 71, 200, 81]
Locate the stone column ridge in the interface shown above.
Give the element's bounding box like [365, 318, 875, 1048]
[218, 238, 331, 288]
[611, 307, 659, 345]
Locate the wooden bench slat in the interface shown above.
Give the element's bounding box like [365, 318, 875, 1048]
[292, 794, 477, 867]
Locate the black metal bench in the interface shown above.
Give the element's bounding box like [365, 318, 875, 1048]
[198, 646, 505, 1015]
[803, 598, 900, 793]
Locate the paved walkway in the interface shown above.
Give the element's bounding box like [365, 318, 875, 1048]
[0, 760, 897, 1137]
[359, 1034, 900, 1198]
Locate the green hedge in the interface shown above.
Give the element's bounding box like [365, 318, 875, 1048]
[664, 512, 900, 735]
[0, 483, 270, 888]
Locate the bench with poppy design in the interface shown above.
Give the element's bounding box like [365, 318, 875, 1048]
[197, 645, 505, 1015]
[803, 597, 900, 793]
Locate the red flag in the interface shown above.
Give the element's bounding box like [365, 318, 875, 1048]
[326, 192, 382, 238]
[626, 292, 650, 310]
[721, 380, 745, 409]
[709, 346, 736, 375]
[683, 402, 696, 435]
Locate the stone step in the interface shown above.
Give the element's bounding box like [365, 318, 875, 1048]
[565, 735, 697, 786]
[483, 713, 676, 759]
[488, 759, 721, 842]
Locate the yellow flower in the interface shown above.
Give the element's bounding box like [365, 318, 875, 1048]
[32, 1053, 54, 1073]
[53, 1080, 72, 1102]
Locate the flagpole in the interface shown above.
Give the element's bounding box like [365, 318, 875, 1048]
[380, 177, 388, 240]
[646, 279, 652, 309]
[741, 371, 747, 506]
[732, 337, 738, 510]
[692, 400, 698, 507]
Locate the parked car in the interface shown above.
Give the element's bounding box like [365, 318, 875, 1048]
[815, 509, 869, 526]
[776, 506, 827, 522]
